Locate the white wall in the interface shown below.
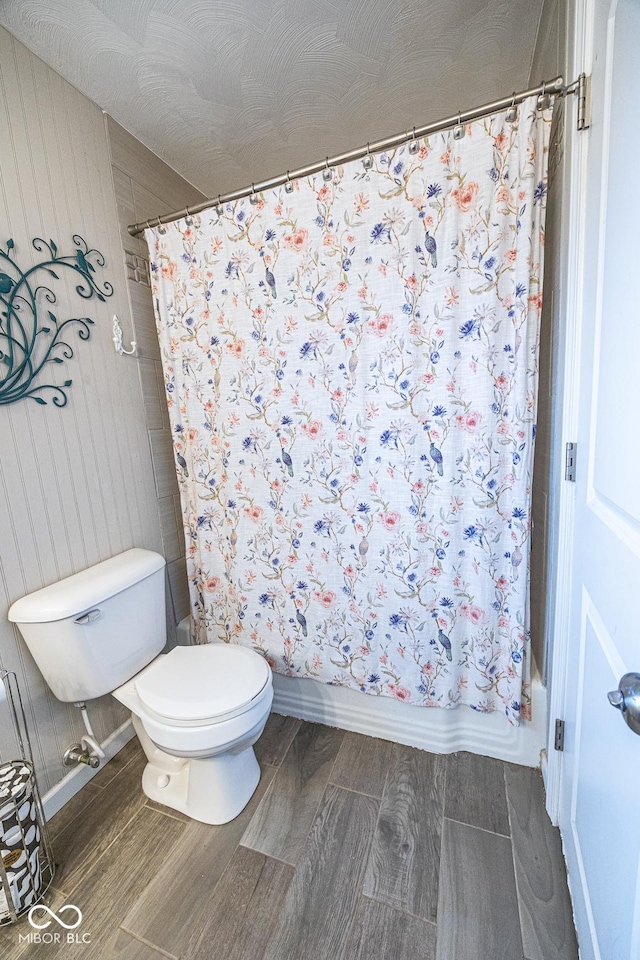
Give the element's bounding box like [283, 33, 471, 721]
[0, 26, 198, 794]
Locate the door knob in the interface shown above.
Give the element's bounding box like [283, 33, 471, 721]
[607, 672, 640, 735]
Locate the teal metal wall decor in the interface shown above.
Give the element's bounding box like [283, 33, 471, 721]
[0, 235, 113, 407]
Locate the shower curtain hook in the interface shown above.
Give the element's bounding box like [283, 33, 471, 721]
[506, 92, 518, 123]
[362, 144, 374, 170]
[284, 171, 294, 193]
[322, 157, 333, 182]
[215, 195, 223, 216]
[184, 205, 193, 226]
[249, 184, 259, 205]
[537, 80, 551, 111]
[453, 111, 465, 140]
[408, 126, 419, 154]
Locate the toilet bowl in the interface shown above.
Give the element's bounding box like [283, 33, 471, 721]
[114, 644, 273, 824]
[7, 548, 274, 826]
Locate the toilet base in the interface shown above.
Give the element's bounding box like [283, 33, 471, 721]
[131, 714, 262, 825]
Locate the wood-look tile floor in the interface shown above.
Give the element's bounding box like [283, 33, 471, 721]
[0, 717, 579, 960]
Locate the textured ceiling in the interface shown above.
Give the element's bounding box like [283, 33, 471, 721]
[0, 0, 544, 198]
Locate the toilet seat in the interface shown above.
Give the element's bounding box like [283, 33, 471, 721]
[135, 643, 271, 726]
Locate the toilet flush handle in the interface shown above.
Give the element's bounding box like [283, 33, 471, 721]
[74, 608, 101, 625]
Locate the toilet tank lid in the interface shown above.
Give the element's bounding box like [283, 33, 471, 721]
[8, 549, 166, 624]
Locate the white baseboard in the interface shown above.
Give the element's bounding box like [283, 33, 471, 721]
[41, 719, 136, 821]
[272, 673, 547, 767]
[540, 747, 549, 788]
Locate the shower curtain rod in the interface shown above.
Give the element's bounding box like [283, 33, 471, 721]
[128, 73, 577, 238]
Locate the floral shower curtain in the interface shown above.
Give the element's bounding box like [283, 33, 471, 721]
[147, 95, 551, 725]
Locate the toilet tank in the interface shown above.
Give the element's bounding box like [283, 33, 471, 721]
[8, 549, 167, 702]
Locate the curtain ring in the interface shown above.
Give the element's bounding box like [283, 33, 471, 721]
[453, 111, 465, 140]
[285, 170, 294, 193]
[322, 157, 333, 182]
[538, 80, 550, 110]
[506, 92, 518, 123]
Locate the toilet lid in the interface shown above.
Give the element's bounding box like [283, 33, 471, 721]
[134, 644, 271, 722]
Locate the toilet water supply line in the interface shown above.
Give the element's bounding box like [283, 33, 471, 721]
[73, 701, 105, 764]
[2, 675, 103, 770]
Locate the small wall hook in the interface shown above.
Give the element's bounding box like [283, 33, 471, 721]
[112, 315, 137, 356]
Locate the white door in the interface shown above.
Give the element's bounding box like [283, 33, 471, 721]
[556, 1, 640, 958]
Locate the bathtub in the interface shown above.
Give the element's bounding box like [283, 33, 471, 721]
[176, 617, 546, 768]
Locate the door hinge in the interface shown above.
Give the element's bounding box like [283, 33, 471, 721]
[564, 442, 577, 481]
[577, 73, 591, 131]
[554, 718, 565, 751]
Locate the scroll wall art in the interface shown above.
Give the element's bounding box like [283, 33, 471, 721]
[0, 236, 112, 407]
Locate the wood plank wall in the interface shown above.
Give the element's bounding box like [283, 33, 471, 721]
[0, 25, 201, 793]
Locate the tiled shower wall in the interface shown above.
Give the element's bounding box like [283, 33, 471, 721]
[106, 117, 206, 639]
[528, 0, 568, 681]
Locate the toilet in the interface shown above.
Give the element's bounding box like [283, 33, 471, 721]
[8, 549, 273, 825]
